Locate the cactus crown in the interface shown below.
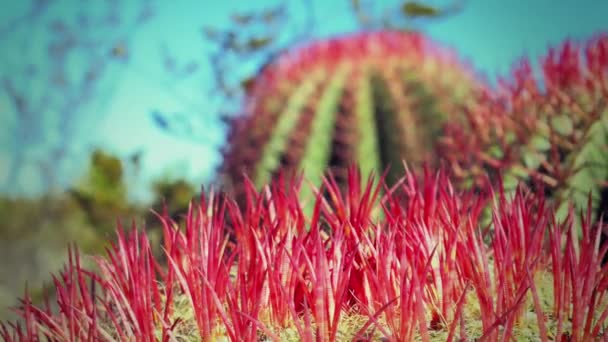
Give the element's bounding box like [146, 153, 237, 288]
[220, 30, 483, 203]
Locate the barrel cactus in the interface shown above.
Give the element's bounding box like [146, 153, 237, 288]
[440, 34, 608, 222]
[219, 30, 484, 205]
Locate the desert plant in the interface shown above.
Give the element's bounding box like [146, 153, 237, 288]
[2, 168, 608, 341]
[440, 34, 608, 224]
[219, 30, 484, 206]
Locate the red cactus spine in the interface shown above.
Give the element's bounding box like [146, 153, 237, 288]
[441, 34, 608, 224]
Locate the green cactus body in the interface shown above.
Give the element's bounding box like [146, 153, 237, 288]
[441, 35, 608, 224]
[353, 68, 383, 178]
[220, 30, 483, 205]
[253, 71, 325, 187]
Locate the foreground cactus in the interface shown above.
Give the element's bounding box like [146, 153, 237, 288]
[220, 30, 483, 204]
[2, 169, 608, 341]
[440, 34, 608, 222]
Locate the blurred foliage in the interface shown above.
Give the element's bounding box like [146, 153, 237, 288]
[0, 148, 198, 321]
[351, 0, 465, 29]
[0, 194, 93, 319]
[201, 4, 293, 104]
[69, 149, 132, 232]
[151, 178, 200, 219]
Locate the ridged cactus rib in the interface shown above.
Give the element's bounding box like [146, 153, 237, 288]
[299, 67, 349, 183]
[298, 68, 349, 203]
[555, 107, 608, 219]
[220, 30, 483, 206]
[381, 67, 425, 168]
[369, 73, 407, 184]
[325, 70, 360, 184]
[354, 70, 383, 178]
[406, 79, 447, 148]
[254, 73, 323, 188]
[441, 34, 608, 223]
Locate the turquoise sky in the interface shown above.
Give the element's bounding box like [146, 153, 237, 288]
[1, 0, 607, 201]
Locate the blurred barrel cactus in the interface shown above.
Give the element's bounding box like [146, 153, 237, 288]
[220, 30, 483, 203]
[440, 34, 608, 221]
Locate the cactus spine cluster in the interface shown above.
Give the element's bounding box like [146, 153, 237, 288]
[220, 30, 483, 203]
[441, 34, 608, 222]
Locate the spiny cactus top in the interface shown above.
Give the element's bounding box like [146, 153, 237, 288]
[220, 30, 484, 203]
[440, 34, 608, 221]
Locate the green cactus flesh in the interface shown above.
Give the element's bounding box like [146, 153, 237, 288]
[220, 31, 483, 204]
